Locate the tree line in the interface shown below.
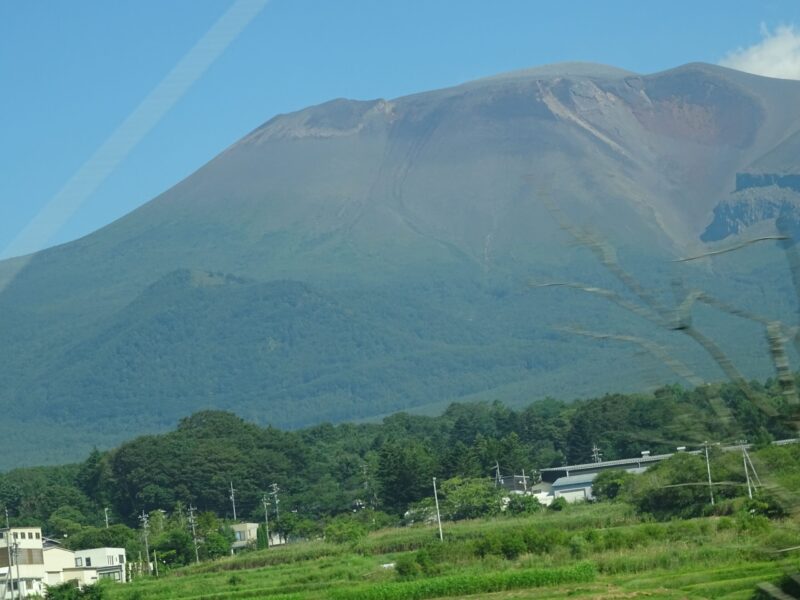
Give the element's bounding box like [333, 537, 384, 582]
[0, 376, 795, 567]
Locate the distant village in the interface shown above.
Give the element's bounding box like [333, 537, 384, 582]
[1, 528, 124, 598]
[2, 438, 795, 598]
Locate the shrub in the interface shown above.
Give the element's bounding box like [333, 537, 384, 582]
[473, 533, 502, 558]
[592, 469, 634, 501]
[745, 493, 788, 519]
[549, 497, 568, 511]
[394, 548, 440, 579]
[414, 548, 437, 574]
[506, 494, 542, 515]
[45, 582, 106, 600]
[521, 527, 544, 553]
[439, 477, 504, 521]
[568, 534, 589, 558]
[500, 532, 527, 559]
[716, 516, 735, 531]
[355, 509, 399, 531]
[736, 512, 770, 533]
[45, 582, 82, 600]
[394, 554, 422, 578]
[601, 528, 625, 551]
[325, 515, 368, 545]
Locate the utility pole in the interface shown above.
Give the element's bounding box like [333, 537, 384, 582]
[187, 505, 200, 564]
[432, 477, 444, 542]
[3, 506, 14, 600]
[5, 506, 22, 600]
[521, 469, 528, 493]
[270, 483, 280, 543]
[269, 483, 283, 543]
[261, 494, 270, 549]
[139, 511, 151, 575]
[104, 507, 110, 529]
[494, 462, 502, 487]
[591, 444, 603, 463]
[743, 447, 753, 499]
[703, 442, 715, 506]
[229, 482, 237, 522]
[743, 446, 762, 487]
[361, 464, 374, 509]
[12, 541, 20, 600]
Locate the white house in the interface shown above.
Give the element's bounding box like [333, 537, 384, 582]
[42, 543, 101, 588]
[231, 523, 259, 551]
[0, 526, 47, 598]
[73, 548, 127, 583]
[43, 545, 77, 586]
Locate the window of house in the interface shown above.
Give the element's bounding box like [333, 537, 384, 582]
[13, 532, 18, 539]
[75, 557, 83, 567]
[118, 554, 125, 563]
[108, 556, 114, 565]
[0, 531, 4, 539]
[85, 557, 92, 567]
[27, 532, 33, 539]
[35, 532, 40, 539]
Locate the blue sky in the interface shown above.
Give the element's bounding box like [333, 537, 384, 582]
[2, 0, 800, 258]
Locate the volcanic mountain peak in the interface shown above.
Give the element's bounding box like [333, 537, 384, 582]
[4, 62, 800, 468]
[473, 61, 637, 83]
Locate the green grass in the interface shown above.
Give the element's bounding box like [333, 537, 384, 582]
[105, 504, 800, 600]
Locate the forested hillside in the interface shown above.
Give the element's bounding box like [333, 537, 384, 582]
[1, 377, 794, 552]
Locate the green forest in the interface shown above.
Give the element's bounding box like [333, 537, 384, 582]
[2, 375, 797, 572]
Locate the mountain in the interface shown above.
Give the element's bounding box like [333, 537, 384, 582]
[3, 62, 800, 469]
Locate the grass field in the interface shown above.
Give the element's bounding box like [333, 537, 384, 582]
[104, 504, 800, 600]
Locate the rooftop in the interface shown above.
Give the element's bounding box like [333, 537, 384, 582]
[540, 452, 677, 474]
[552, 473, 599, 487]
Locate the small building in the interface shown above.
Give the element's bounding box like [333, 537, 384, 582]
[539, 451, 676, 484]
[73, 548, 127, 583]
[551, 473, 598, 503]
[231, 523, 259, 551]
[43, 544, 78, 586]
[528, 482, 554, 506]
[0, 526, 47, 598]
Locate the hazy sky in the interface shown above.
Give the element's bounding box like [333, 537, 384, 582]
[2, 0, 800, 258]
